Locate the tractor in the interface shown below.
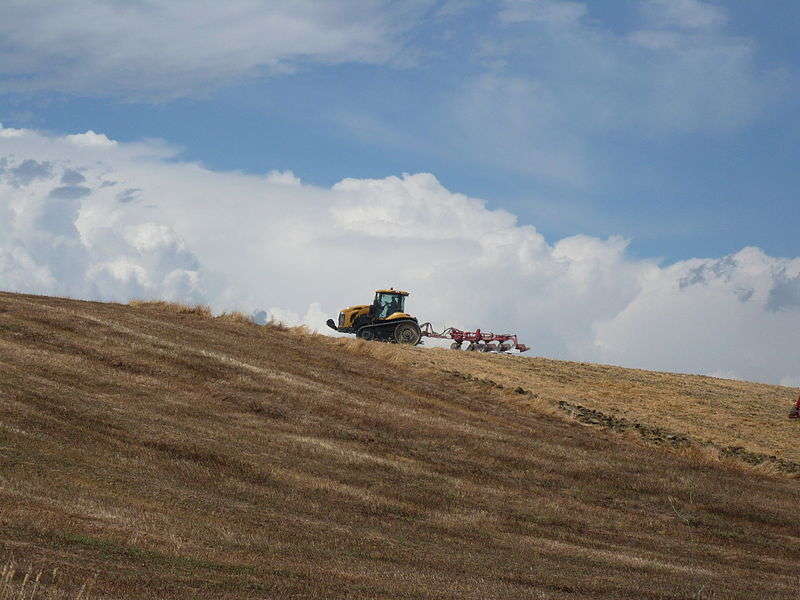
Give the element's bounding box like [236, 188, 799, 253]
[326, 288, 530, 352]
[326, 288, 422, 345]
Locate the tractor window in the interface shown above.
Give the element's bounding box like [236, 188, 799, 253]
[374, 293, 405, 319]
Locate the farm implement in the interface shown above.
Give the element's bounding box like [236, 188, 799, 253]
[326, 288, 529, 353]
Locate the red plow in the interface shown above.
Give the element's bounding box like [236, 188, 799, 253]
[419, 323, 529, 353]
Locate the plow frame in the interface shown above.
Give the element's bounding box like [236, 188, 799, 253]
[418, 323, 529, 352]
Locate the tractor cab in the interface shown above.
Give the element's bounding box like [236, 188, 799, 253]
[372, 289, 409, 320]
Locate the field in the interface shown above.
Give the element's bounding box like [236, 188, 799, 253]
[1, 291, 799, 599]
[392, 344, 800, 468]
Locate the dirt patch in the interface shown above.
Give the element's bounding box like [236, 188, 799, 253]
[556, 399, 800, 475]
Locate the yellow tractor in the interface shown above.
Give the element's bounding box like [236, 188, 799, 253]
[326, 288, 422, 345]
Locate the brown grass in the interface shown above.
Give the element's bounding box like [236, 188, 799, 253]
[263, 319, 289, 331]
[214, 311, 253, 325]
[129, 300, 213, 318]
[366, 343, 800, 466]
[1, 560, 96, 599]
[2, 291, 800, 599]
[331, 338, 409, 363]
[131, 301, 260, 326]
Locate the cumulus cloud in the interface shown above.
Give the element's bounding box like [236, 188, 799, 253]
[1, 125, 799, 386]
[65, 131, 117, 148]
[593, 248, 800, 384]
[0, 1, 433, 99]
[6, 159, 53, 187]
[0, 128, 206, 303]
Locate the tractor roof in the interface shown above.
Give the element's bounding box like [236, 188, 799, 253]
[375, 288, 409, 296]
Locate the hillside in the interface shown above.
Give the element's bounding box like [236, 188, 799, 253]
[394, 345, 800, 469]
[1, 291, 799, 599]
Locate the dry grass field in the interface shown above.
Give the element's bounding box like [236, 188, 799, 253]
[1, 291, 799, 599]
[389, 344, 800, 468]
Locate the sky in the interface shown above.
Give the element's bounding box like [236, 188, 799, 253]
[1, 0, 799, 385]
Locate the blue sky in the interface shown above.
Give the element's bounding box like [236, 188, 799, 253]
[2, 0, 798, 262]
[2, 0, 800, 384]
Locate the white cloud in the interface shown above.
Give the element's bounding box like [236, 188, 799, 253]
[451, 72, 586, 182]
[65, 131, 117, 148]
[0, 1, 788, 189]
[0, 126, 206, 303]
[2, 127, 800, 384]
[0, 1, 434, 99]
[267, 303, 331, 334]
[452, 0, 787, 179]
[592, 247, 800, 382]
[641, 0, 728, 30]
[498, 0, 587, 25]
[265, 170, 302, 186]
[0, 125, 28, 139]
[435, 0, 481, 18]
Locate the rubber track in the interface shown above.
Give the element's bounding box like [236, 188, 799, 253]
[356, 319, 420, 343]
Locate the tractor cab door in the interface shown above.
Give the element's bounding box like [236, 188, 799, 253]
[373, 292, 405, 320]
